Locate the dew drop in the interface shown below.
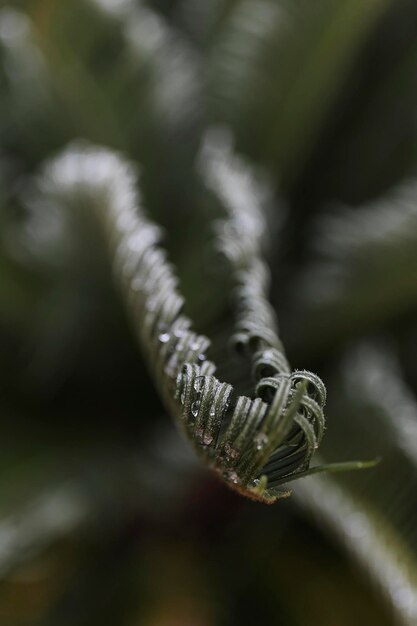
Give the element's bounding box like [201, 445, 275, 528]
[194, 377, 205, 392]
[203, 433, 214, 446]
[226, 470, 239, 484]
[254, 433, 268, 450]
[190, 341, 200, 351]
[209, 405, 216, 418]
[198, 353, 206, 362]
[225, 443, 239, 460]
[191, 401, 200, 418]
[159, 332, 170, 343]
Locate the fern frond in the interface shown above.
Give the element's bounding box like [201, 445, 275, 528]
[35, 140, 369, 503]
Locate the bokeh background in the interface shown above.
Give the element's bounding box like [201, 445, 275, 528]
[1, 0, 417, 624]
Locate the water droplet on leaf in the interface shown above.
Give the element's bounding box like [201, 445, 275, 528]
[194, 377, 205, 392]
[225, 443, 239, 460]
[254, 433, 268, 450]
[191, 401, 200, 418]
[226, 470, 239, 484]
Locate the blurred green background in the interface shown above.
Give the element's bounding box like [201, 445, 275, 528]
[1, 0, 417, 624]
